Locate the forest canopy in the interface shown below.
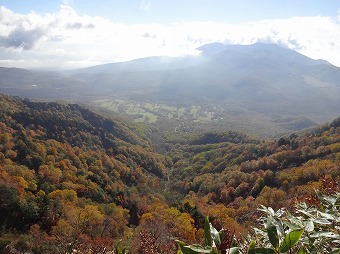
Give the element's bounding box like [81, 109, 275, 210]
[0, 93, 339, 253]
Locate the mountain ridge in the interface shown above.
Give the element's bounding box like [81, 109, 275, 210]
[0, 42, 339, 138]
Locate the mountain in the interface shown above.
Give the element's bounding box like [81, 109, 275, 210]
[68, 55, 205, 74]
[0, 43, 339, 137]
[0, 67, 90, 101]
[198, 43, 331, 65]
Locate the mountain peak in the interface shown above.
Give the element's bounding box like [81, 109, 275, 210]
[196, 42, 228, 56]
[197, 42, 331, 67]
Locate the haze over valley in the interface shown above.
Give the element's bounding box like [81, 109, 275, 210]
[1, 42, 339, 138]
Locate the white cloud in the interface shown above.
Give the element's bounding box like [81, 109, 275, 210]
[0, 5, 340, 69]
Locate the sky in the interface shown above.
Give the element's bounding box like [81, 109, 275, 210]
[0, 0, 340, 69]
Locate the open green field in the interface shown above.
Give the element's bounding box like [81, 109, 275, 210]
[91, 98, 298, 138]
[96, 99, 215, 124]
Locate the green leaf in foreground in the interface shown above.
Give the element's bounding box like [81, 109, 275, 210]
[185, 244, 212, 253]
[279, 228, 304, 253]
[176, 240, 200, 254]
[266, 220, 279, 249]
[210, 223, 221, 246]
[254, 248, 275, 254]
[247, 240, 256, 254]
[204, 216, 213, 247]
[297, 247, 308, 254]
[228, 247, 240, 254]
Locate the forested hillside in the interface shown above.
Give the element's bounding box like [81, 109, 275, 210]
[167, 122, 339, 222]
[0, 94, 339, 253]
[0, 94, 172, 253]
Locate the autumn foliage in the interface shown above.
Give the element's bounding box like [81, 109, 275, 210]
[0, 94, 339, 253]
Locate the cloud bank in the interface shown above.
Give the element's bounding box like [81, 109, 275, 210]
[0, 5, 340, 69]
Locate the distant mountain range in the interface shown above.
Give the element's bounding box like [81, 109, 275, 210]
[0, 43, 339, 137]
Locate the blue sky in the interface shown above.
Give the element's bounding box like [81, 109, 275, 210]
[2, 0, 339, 23]
[0, 0, 340, 69]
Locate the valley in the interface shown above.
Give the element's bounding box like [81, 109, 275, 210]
[0, 92, 339, 253]
[0, 43, 339, 253]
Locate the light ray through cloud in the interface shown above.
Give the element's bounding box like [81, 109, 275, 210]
[0, 4, 340, 69]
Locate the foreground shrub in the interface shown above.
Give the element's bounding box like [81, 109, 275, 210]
[177, 191, 339, 254]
